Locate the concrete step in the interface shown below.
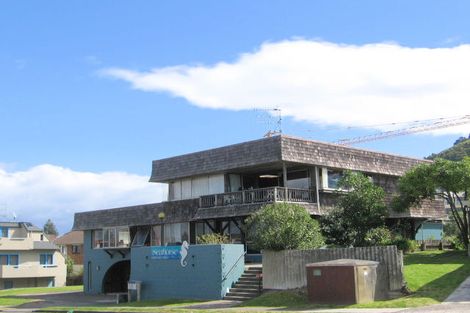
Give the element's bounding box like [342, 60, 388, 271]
[245, 268, 262, 273]
[231, 286, 260, 292]
[238, 277, 259, 283]
[226, 291, 260, 298]
[224, 295, 256, 301]
[234, 282, 261, 289]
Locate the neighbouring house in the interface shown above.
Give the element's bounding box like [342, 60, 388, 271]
[0, 221, 66, 289]
[73, 135, 445, 297]
[54, 231, 84, 273]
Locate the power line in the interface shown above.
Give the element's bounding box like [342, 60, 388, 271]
[335, 114, 470, 146]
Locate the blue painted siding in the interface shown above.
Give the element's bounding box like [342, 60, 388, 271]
[83, 231, 131, 294]
[130, 244, 244, 300]
[83, 230, 244, 300]
[415, 221, 443, 240]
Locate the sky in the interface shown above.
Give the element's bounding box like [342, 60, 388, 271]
[1, 1, 470, 234]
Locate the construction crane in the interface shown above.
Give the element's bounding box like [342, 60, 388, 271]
[335, 115, 470, 146]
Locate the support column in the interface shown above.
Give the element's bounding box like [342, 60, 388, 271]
[314, 166, 321, 212]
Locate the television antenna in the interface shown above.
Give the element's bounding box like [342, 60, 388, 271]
[259, 107, 282, 137]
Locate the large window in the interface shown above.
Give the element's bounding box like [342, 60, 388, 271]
[321, 168, 345, 189]
[150, 223, 190, 246]
[92, 230, 103, 248]
[117, 228, 130, 247]
[286, 170, 309, 189]
[40, 253, 54, 266]
[164, 223, 189, 246]
[327, 169, 343, 189]
[131, 226, 150, 247]
[93, 227, 130, 249]
[0, 255, 18, 266]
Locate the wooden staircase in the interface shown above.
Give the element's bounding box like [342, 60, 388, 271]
[224, 266, 262, 301]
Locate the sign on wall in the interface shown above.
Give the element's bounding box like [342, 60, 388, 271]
[150, 241, 190, 267]
[151, 246, 180, 260]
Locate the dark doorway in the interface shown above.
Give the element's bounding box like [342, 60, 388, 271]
[102, 260, 130, 293]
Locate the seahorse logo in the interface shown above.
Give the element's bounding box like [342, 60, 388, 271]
[180, 241, 189, 267]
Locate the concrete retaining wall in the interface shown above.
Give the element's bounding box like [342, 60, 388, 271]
[262, 246, 403, 299]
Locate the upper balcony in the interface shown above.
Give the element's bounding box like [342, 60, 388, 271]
[199, 187, 316, 208]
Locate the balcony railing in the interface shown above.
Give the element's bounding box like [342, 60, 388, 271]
[199, 187, 316, 208]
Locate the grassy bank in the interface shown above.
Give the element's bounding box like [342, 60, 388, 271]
[241, 250, 470, 309]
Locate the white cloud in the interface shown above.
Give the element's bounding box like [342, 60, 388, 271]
[102, 40, 470, 135]
[0, 164, 167, 234]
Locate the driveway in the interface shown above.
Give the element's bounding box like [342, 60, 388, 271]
[2, 291, 116, 311]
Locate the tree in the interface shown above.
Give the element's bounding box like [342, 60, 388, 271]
[245, 202, 324, 251]
[393, 157, 470, 249]
[43, 219, 59, 236]
[321, 171, 388, 247]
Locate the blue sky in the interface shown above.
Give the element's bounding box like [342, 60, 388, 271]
[1, 1, 470, 233]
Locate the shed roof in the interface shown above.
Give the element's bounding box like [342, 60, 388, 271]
[150, 135, 428, 182]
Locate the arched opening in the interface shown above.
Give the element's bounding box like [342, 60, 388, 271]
[102, 260, 130, 293]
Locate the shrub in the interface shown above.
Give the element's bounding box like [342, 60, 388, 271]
[364, 227, 393, 246]
[245, 203, 324, 251]
[197, 233, 230, 244]
[321, 171, 388, 247]
[444, 235, 465, 250]
[392, 236, 418, 253]
[65, 256, 74, 276]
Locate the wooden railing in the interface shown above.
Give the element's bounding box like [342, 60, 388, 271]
[199, 187, 316, 208]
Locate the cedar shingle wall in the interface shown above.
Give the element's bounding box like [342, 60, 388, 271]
[73, 199, 199, 231]
[150, 136, 283, 182]
[281, 137, 426, 176]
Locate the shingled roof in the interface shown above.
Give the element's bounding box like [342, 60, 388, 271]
[150, 135, 428, 182]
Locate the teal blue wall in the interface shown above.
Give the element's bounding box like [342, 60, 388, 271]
[83, 230, 244, 300]
[415, 221, 443, 240]
[83, 231, 131, 294]
[131, 244, 244, 300]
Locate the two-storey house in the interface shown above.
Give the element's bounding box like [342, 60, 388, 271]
[0, 222, 66, 289]
[73, 135, 445, 295]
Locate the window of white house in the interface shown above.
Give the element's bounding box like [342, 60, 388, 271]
[40, 253, 54, 266]
[0, 227, 9, 238]
[0, 254, 18, 266]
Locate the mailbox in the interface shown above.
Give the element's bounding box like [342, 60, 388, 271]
[127, 280, 142, 302]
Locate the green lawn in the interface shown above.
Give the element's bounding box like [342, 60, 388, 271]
[241, 250, 470, 309]
[0, 285, 83, 307]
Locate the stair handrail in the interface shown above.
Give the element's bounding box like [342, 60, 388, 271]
[222, 249, 247, 282]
